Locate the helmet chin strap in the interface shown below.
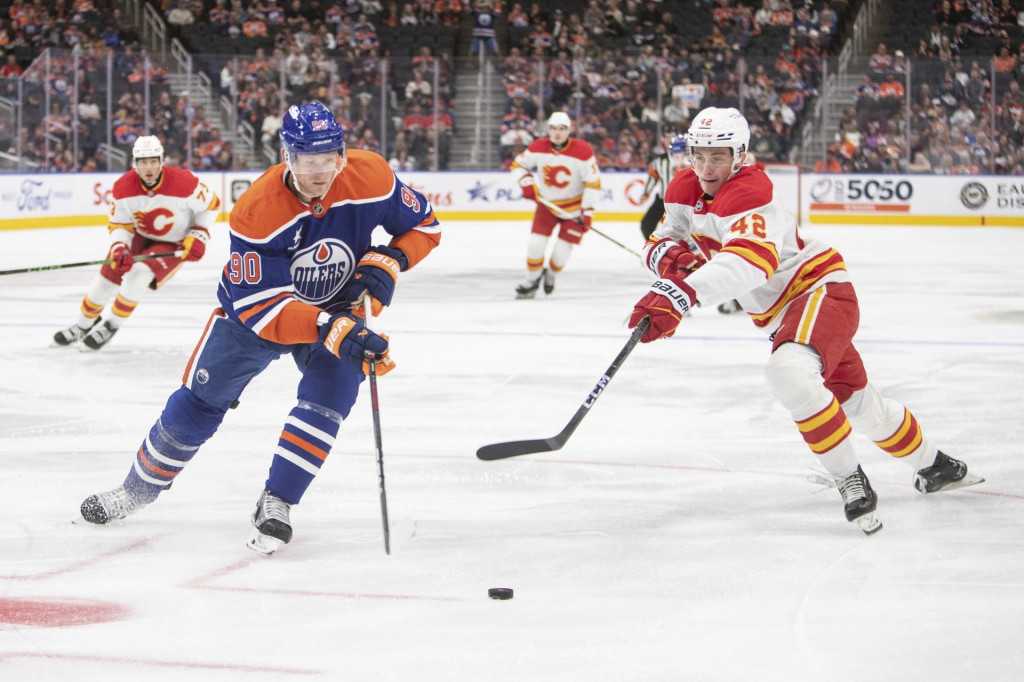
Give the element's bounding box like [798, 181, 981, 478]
[727, 150, 747, 179]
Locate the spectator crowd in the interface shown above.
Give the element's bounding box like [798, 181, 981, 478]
[3, 0, 1024, 177]
[837, 0, 1024, 174]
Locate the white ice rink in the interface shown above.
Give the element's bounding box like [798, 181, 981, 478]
[1, 218, 1023, 682]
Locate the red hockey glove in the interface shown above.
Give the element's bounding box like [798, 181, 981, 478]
[629, 275, 697, 343]
[181, 227, 210, 262]
[646, 239, 706, 278]
[520, 182, 537, 202]
[107, 242, 133, 275]
[580, 208, 593, 231]
[317, 312, 395, 376]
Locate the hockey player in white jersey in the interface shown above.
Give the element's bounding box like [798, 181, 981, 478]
[628, 107, 981, 534]
[509, 111, 602, 298]
[52, 135, 221, 350]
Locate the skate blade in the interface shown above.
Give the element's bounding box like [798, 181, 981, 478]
[854, 512, 883, 535]
[918, 472, 985, 494]
[247, 530, 285, 557]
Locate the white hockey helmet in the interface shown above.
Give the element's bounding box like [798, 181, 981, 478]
[547, 111, 572, 130]
[687, 107, 749, 167]
[132, 135, 165, 163]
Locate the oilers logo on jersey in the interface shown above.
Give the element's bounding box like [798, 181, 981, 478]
[291, 239, 356, 304]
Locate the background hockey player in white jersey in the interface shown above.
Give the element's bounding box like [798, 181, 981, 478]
[76, 101, 441, 556]
[509, 111, 602, 298]
[628, 107, 981, 535]
[52, 136, 221, 350]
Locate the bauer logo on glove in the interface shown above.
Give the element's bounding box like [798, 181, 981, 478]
[629, 276, 697, 343]
[343, 246, 407, 318]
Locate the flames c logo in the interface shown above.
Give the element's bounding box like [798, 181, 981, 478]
[542, 165, 572, 189]
[133, 208, 176, 236]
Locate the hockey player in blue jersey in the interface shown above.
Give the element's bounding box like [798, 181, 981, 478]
[78, 101, 442, 555]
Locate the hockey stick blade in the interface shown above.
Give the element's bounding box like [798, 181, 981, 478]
[477, 435, 565, 460]
[476, 317, 650, 461]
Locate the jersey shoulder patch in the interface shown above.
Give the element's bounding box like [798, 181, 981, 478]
[710, 168, 773, 217]
[663, 168, 704, 206]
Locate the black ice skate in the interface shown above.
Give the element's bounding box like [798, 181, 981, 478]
[515, 270, 544, 299]
[52, 319, 99, 347]
[542, 268, 555, 295]
[79, 486, 147, 524]
[81, 320, 119, 351]
[914, 451, 984, 494]
[247, 489, 293, 556]
[837, 466, 882, 535]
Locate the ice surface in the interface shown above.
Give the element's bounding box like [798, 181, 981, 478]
[1, 220, 1023, 681]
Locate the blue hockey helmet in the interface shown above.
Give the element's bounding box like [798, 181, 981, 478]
[668, 134, 687, 155]
[279, 101, 346, 156]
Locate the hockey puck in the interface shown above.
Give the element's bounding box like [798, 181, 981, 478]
[488, 587, 514, 600]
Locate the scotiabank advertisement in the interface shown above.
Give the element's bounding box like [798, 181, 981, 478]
[0, 170, 1020, 230]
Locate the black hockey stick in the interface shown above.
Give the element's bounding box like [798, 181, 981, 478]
[364, 296, 392, 555]
[477, 317, 650, 460]
[0, 251, 185, 276]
